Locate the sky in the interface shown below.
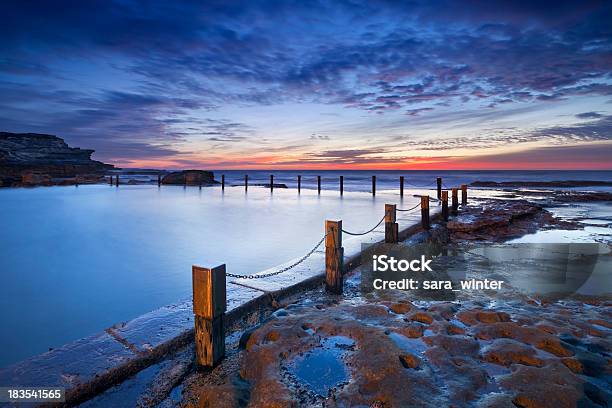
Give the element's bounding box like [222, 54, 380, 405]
[1, 0, 611, 170]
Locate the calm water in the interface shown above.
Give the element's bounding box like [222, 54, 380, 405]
[1, 170, 611, 367]
[0, 183, 421, 367]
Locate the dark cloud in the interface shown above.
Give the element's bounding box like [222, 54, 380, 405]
[576, 111, 604, 119]
[393, 114, 612, 151]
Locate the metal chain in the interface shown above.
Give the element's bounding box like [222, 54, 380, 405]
[405, 181, 437, 188]
[341, 213, 386, 236]
[226, 233, 327, 279]
[396, 202, 421, 212]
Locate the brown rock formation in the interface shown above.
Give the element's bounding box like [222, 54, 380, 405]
[160, 170, 217, 186]
[0, 132, 113, 186]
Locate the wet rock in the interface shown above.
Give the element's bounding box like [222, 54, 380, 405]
[161, 170, 216, 186]
[398, 353, 420, 369]
[397, 323, 425, 338]
[409, 311, 434, 324]
[475, 393, 517, 408]
[423, 335, 480, 357]
[498, 362, 583, 408]
[427, 302, 458, 320]
[387, 302, 412, 314]
[239, 327, 257, 350]
[561, 358, 583, 374]
[446, 200, 575, 241]
[446, 323, 466, 336]
[481, 339, 544, 367]
[195, 376, 251, 408]
[457, 309, 511, 325]
[475, 322, 573, 357]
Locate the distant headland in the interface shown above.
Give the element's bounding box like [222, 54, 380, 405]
[0, 132, 113, 187]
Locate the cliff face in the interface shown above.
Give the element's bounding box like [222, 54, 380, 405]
[0, 132, 113, 187]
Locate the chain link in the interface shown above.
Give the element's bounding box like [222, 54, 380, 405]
[405, 180, 437, 188]
[341, 213, 386, 236]
[227, 233, 327, 279]
[396, 202, 421, 212]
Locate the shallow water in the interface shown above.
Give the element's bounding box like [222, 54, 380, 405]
[287, 336, 353, 397]
[0, 184, 416, 367]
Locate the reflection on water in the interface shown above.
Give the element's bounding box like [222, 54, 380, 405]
[0, 184, 413, 367]
[287, 336, 353, 396]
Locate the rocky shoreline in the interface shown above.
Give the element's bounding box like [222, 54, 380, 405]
[471, 180, 612, 188]
[171, 192, 611, 408]
[0, 132, 113, 187]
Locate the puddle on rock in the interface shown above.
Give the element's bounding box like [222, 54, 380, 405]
[287, 336, 353, 397]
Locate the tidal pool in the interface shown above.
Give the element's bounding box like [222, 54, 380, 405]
[0, 184, 416, 367]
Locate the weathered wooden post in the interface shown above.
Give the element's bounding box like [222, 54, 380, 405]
[221, 175, 225, 191]
[340, 176, 344, 195]
[400, 176, 404, 197]
[115, 175, 119, 187]
[298, 175, 301, 193]
[437, 177, 442, 201]
[461, 184, 468, 206]
[270, 175, 274, 192]
[325, 220, 344, 294]
[421, 196, 430, 230]
[452, 188, 459, 215]
[441, 190, 449, 221]
[385, 204, 398, 243]
[244, 175, 248, 192]
[109, 175, 113, 185]
[372, 175, 376, 196]
[158, 174, 161, 186]
[192, 265, 226, 367]
[317, 175, 321, 194]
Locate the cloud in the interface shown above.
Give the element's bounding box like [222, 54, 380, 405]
[575, 111, 604, 119]
[0, 0, 611, 166]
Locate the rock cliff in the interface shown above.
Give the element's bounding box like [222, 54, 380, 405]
[0, 132, 113, 186]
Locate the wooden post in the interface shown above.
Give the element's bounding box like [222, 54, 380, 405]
[270, 175, 274, 192]
[372, 175, 376, 196]
[298, 175, 301, 193]
[157, 174, 161, 186]
[115, 175, 119, 187]
[385, 204, 398, 243]
[245, 175, 248, 192]
[461, 184, 468, 206]
[192, 264, 226, 367]
[340, 176, 344, 195]
[221, 174, 225, 191]
[400, 176, 404, 197]
[109, 175, 113, 185]
[452, 188, 459, 215]
[437, 177, 442, 201]
[325, 220, 344, 294]
[317, 175, 321, 194]
[421, 196, 430, 230]
[441, 190, 449, 221]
